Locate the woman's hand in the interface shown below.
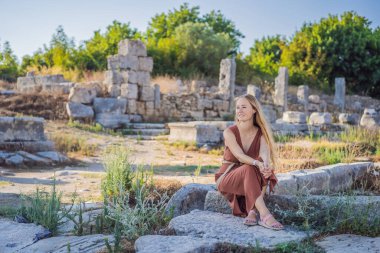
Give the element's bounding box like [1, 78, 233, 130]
[260, 161, 273, 179]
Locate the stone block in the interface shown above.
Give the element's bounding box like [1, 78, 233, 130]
[168, 122, 222, 145]
[118, 39, 147, 57]
[212, 99, 224, 111]
[334, 77, 345, 111]
[137, 71, 151, 86]
[360, 108, 378, 128]
[103, 70, 122, 85]
[308, 95, 320, 104]
[107, 85, 121, 97]
[309, 112, 332, 125]
[297, 85, 309, 104]
[66, 102, 94, 121]
[274, 67, 288, 110]
[136, 101, 146, 115]
[262, 105, 277, 123]
[154, 84, 160, 109]
[36, 151, 69, 163]
[120, 70, 138, 84]
[95, 113, 130, 129]
[146, 101, 155, 116]
[0, 117, 46, 142]
[272, 174, 298, 195]
[138, 57, 153, 72]
[291, 169, 330, 194]
[0, 141, 55, 153]
[204, 190, 231, 214]
[339, 113, 359, 125]
[120, 83, 138, 99]
[68, 86, 97, 104]
[127, 99, 137, 114]
[282, 111, 307, 124]
[165, 183, 215, 218]
[93, 98, 127, 114]
[139, 85, 154, 101]
[247, 84, 261, 100]
[198, 99, 213, 110]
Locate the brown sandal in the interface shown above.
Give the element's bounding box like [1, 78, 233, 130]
[258, 213, 284, 230]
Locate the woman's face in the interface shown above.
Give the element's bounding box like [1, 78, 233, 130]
[236, 98, 256, 122]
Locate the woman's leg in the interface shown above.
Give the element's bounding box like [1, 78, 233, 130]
[254, 184, 284, 228]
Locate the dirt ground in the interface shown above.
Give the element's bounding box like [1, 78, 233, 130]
[0, 120, 221, 203]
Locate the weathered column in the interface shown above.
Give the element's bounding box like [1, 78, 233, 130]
[297, 85, 309, 112]
[334, 77, 345, 112]
[247, 84, 261, 100]
[274, 67, 288, 111]
[218, 57, 236, 112]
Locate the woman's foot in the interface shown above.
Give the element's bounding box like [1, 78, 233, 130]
[258, 213, 284, 230]
[243, 209, 258, 226]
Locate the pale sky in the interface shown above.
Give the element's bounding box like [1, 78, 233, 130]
[1, 0, 379, 60]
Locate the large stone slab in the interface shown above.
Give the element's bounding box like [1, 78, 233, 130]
[0, 218, 45, 253]
[0, 117, 45, 142]
[66, 102, 94, 121]
[68, 86, 97, 104]
[0, 141, 55, 153]
[360, 108, 379, 128]
[138, 57, 153, 72]
[290, 169, 330, 194]
[315, 234, 380, 253]
[93, 98, 127, 114]
[21, 234, 114, 253]
[309, 112, 332, 125]
[95, 113, 130, 129]
[118, 39, 147, 57]
[282, 111, 307, 124]
[168, 121, 233, 145]
[135, 235, 218, 253]
[169, 210, 308, 250]
[165, 183, 215, 218]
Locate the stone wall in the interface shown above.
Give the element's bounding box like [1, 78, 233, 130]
[16, 72, 74, 94]
[0, 116, 68, 166]
[66, 39, 234, 127]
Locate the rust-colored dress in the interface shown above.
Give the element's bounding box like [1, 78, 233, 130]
[215, 125, 278, 217]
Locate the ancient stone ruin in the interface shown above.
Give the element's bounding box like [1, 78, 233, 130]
[0, 116, 68, 167]
[66, 39, 234, 128]
[16, 72, 74, 94]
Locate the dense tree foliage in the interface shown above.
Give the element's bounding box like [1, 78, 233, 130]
[1, 6, 379, 98]
[147, 3, 242, 77]
[281, 11, 380, 96]
[0, 41, 19, 82]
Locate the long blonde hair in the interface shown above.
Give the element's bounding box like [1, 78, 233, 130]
[235, 94, 278, 168]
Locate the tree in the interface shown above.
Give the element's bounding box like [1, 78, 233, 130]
[281, 11, 380, 97]
[0, 41, 19, 82]
[173, 22, 233, 77]
[76, 20, 140, 71]
[147, 3, 200, 41]
[246, 35, 287, 77]
[201, 10, 244, 50]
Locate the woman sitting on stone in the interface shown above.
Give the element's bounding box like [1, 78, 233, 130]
[215, 94, 284, 230]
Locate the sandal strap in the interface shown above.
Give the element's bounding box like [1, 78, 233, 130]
[262, 213, 273, 223]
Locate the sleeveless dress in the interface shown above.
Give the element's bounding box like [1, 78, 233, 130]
[215, 125, 278, 216]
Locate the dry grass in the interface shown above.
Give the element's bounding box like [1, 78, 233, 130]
[151, 75, 179, 94]
[26, 66, 104, 83]
[0, 80, 15, 90]
[48, 132, 98, 156]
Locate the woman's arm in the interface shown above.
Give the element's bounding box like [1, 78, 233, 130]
[259, 136, 274, 176]
[223, 128, 264, 169]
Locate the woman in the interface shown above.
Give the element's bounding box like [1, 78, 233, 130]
[215, 94, 284, 230]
